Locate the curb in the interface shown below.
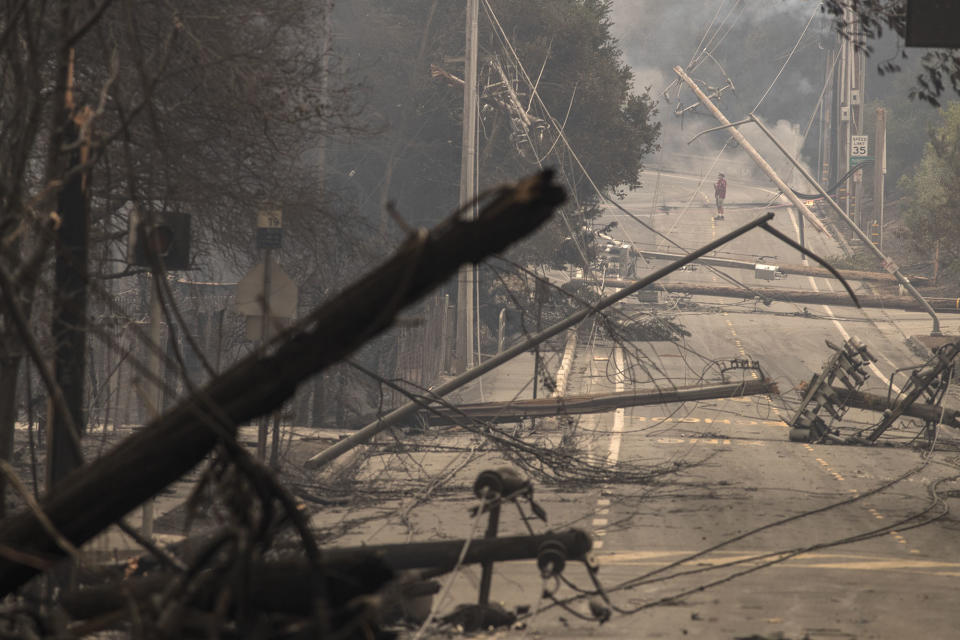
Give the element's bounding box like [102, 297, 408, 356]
[551, 329, 578, 398]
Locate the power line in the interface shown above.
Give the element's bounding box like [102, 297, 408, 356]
[753, 1, 822, 113]
[481, 0, 764, 302]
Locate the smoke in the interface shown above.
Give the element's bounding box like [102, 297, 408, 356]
[610, 0, 814, 84]
[743, 115, 815, 186]
[608, 0, 823, 191]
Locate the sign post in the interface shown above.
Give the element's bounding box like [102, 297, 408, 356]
[235, 208, 296, 462]
[850, 134, 869, 226]
[258, 210, 278, 460]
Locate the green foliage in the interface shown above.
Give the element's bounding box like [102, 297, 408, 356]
[332, 0, 661, 261]
[899, 102, 960, 278]
[822, 0, 960, 106]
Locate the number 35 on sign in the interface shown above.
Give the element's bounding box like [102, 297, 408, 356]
[851, 135, 868, 156]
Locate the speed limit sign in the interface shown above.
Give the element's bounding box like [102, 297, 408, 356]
[851, 135, 868, 156]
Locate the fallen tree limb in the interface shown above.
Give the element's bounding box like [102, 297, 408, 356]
[0, 171, 565, 596]
[410, 379, 779, 426]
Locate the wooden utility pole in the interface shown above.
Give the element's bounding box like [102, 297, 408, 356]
[412, 379, 779, 426]
[838, 8, 851, 217]
[48, 52, 89, 489]
[852, 12, 866, 228]
[873, 107, 886, 250]
[674, 67, 828, 235]
[820, 47, 833, 186]
[595, 280, 956, 314]
[838, 7, 867, 226]
[456, 0, 479, 373]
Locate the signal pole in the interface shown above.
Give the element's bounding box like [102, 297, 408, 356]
[456, 0, 479, 373]
[136, 278, 164, 539]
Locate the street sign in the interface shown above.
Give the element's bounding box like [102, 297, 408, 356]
[233, 257, 298, 319]
[851, 135, 868, 157]
[850, 155, 873, 166]
[256, 208, 283, 249]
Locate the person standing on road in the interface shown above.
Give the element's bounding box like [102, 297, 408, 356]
[714, 172, 726, 220]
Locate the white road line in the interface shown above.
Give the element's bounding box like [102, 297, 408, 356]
[786, 210, 899, 392]
[607, 346, 626, 466]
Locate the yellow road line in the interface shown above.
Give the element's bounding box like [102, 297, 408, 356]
[597, 550, 956, 574]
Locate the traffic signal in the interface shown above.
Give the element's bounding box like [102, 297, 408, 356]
[128, 209, 191, 270]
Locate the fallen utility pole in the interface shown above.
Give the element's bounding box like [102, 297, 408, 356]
[745, 114, 941, 336]
[788, 336, 875, 443]
[586, 279, 960, 314]
[302, 529, 593, 573]
[412, 379, 778, 426]
[831, 386, 960, 430]
[674, 66, 830, 237]
[678, 66, 941, 336]
[62, 468, 584, 636]
[61, 529, 591, 621]
[786, 336, 960, 445]
[0, 171, 566, 596]
[304, 212, 776, 469]
[864, 338, 960, 442]
[634, 249, 928, 285]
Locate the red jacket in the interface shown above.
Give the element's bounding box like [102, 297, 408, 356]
[715, 177, 727, 198]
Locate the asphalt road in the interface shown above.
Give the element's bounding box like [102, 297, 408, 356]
[300, 168, 960, 639]
[399, 169, 960, 639]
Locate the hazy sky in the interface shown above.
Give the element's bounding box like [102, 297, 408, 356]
[609, 0, 818, 94]
[608, 1, 826, 181]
